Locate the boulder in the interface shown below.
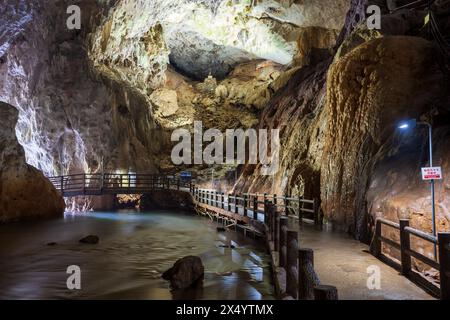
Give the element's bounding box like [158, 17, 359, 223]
[79, 235, 100, 244]
[0, 102, 65, 223]
[162, 256, 204, 289]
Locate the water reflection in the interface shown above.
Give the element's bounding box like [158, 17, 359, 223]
[0, 210, 273, 300]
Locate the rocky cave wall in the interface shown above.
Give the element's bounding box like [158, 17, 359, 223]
[1, 0, 350, 175]
[1, 0, 449, 245]
[0, 0, 171, 177]
[238, 0, 450, 242]
[1, 0, 350, 211]
[0, 101, 64, 222]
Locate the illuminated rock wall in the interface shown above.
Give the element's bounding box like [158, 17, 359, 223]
[238, 0, 450, 241]
[0, 101, 65, 222]
[1, 0, 349, 181]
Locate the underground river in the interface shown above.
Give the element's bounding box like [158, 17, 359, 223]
[0, 210, 274, 300]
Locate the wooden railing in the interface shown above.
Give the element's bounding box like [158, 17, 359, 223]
[371, 218, 450, 299]
[193, 188, 321, 225]
[194, 188, 337, 300]
[48, 173, 193, 197]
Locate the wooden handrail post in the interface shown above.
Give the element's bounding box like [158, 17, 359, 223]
[266, 200, 273, 241]
[252, 195, 257, 220]
[399, 219, 412, 276]
[227, 194, 231, 211]
[60, 176, 64, 194]
[371, 219, 382, 257]
[284, 195, 289, 216]
[286, 231, 299, 299]
[234, 193, 239, 214]
[270, 205, 274, 244]
[274, 211, 280, 253]
[298, 248, 318, 300]
[264, 199, 269, 225]
[279, 216, 288, 268]
[314, 285, 338, 300]
[438, 233, 450, 300]
[223, 193, 226, 209]
[313, 198, 320, 225]
[243, 194, 248, 217]
[267, 201, 276, 244]
[298, 196, 303, 226]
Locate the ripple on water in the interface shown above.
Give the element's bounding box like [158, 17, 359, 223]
[0, 210, 274, 300]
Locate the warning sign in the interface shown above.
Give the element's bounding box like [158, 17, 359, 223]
[421, 167, 443, 180]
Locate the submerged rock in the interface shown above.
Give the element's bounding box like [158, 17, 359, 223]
[79, 235, 100, 244]
[162, 256, 204, 289]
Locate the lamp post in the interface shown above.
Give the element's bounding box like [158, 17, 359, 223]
[398, 119, 437, 257]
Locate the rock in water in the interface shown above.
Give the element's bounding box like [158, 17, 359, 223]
[79, 235, 100, 244]
[162, 256, 204, 289]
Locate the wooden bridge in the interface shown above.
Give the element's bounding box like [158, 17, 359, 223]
[48, 173, 193, 197]
[48, 173, 321, 224]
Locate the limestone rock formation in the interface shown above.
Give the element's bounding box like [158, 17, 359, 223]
[1, 0, 349, 187]
[322, 36, 447, 237]
[238, 0, 450, 242]
[0, 101, 65, 222]
[162, 256, 205, 289]
[89, 0, 350, 80]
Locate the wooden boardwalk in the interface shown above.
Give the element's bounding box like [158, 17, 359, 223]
[48, 175, 450, 300]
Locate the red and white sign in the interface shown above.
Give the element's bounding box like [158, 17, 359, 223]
[421, 167, 443, 180]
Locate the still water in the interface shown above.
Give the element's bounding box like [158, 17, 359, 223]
[0, 210, 274, 300]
